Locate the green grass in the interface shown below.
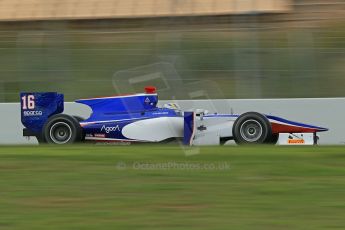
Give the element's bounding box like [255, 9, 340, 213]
[0, 145, 345, 229]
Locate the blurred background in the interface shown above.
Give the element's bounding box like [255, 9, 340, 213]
[0, 0, 344, 102]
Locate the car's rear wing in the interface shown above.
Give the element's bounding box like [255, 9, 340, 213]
[20, 92, 64, 136]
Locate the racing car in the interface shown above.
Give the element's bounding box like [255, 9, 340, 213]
[20, 86, 328, 145]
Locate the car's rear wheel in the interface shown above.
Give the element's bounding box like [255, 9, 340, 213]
[233, 112, 272, 145]
[43, 114, 83, 144]
[73, 116, 85, 122]
[73, 116, 85, 141]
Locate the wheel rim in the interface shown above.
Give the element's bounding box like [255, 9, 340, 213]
[239, 119, 263, 142]
[49, 122, 72, 144]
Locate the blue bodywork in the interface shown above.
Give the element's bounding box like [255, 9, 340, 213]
[76, 94, 159, 118]
[183, 112, 195, 145]
[20, 91, 183, 141]
[76, 94, 181, 141]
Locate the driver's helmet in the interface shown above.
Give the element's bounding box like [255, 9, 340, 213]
[163, 103, 180, 110]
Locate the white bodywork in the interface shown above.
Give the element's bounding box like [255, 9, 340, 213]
[278, 133, 314, 145]
[120, 111, 315, 145]
[121, 114, 236, 145]
[122, 117, 183, 142]
[193, 116, 236, 145]
[122, 112, 237, 145]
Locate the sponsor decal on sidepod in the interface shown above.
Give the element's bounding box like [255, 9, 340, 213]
[288, 139, 305, 144]
[101, 125, 121, 134]
[23, 110, 43, 116]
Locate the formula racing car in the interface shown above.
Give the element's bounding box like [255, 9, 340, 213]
[20, 86, 328, 145]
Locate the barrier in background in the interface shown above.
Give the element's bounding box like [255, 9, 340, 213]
[0, 0, 291, 21]
[1, 98, 344, 145]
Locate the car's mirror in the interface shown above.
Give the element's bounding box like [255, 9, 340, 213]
[195, 109, 205, 120]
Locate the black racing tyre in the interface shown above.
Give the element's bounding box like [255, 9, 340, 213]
[73, 116, 85, 122]
[43, 114, 83, 144]
[265, 133, 279, 145]
[233, 112, 272, 145]
[73, 116, 85, 141]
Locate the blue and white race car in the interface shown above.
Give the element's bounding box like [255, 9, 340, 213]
[21, 86, 328, 145]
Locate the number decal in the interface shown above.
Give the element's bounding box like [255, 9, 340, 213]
[27, 95, 35, 109]
[22, 95, 35, 110]
[21, 96, 27, 109]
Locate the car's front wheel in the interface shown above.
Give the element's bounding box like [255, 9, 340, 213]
[265, 133, 279, 145]
[233, 112, 272, 145]
[43, 114, 83, 144]
[35, 134, 46, 144]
